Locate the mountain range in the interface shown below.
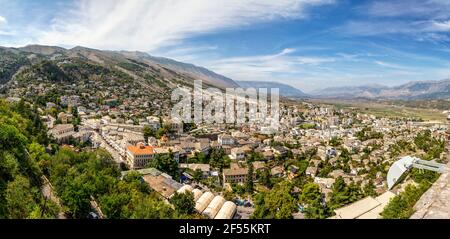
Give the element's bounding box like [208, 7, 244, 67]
[1, 45, 450, 101]
[0, 45, 308, 99]
[0, 45, 238, 90]
[313, 79, 450, 100]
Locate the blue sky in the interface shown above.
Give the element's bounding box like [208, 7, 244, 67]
[1, 0, 450, 92]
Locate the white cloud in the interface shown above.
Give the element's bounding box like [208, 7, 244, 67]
[210, 49, 301, 77]
[0, 31, 13, 36]
[339, 19, 450, 39]
[36, 0, 334, 51]
[0, 15, 6, 26]
[430, 20, 450, 31]
[365, 0, 450, 18]
[342, 1, 450, 41]
[297, 56, 335, 65]
[0, 15, 12, 36]
[203, 48, 338, 84]
[278, 48, 297, 55]
[159, 45, 218, 56]
[340, 21, 422, 36]
[152, 44, 219, 62]
[374, 60, 410, 70]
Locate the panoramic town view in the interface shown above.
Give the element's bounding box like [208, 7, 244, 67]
[1, 0, 450, 221]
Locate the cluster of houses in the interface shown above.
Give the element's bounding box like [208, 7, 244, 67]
[39, 90, 450, 216]
[45, 101, 449, 194]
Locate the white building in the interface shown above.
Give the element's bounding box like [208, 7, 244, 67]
[73, 130, 93, 143]
[146, 116, 161, 131]
[218, 134, 234, 146]
[229, 147, 245, 161]
[48, 124, 75, 143]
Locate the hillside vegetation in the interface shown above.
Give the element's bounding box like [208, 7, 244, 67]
[0, 48, 29, 84]
[0, 99, 192, 219]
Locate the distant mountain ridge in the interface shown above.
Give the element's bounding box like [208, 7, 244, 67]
[314, 79, 450, 100]
[0, 44, 239, 89]
[236, 81, 308, 98]
[3, 45, 450, 100]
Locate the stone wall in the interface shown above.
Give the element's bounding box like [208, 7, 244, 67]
[410, 163, 450, 219]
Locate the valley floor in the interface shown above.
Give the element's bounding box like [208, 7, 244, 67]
[309, 99, 447, 122]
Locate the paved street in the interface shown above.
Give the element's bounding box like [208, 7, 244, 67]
[91, 131, 125, 164]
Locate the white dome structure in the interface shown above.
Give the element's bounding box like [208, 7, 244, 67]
[214, 201, 237, 219]
[202, 196, 226, 219]
[195, 192, 214, 213]
[177, 185, 193, 194]
[192, 189, 203, 202]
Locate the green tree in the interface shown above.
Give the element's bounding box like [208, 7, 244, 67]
[156, 124, 170, 139]
[356, 127, 383, 141]
[192, 169, 203, 182]
[170, 192, 195, 215]
[128, 194, 175, 219]
[0, 100, 54, 218]
[300, 184, 332, 220]
[363, 180, 377, 197]
[148, 151, 178, 178]
[60, 177, 93, 218]
[381, 184, 425, 219]
[143, 126, 155, 144]
[209, 148, 230, 171]
[300, 183, 322, 205]
[328, 177, 363, 210]
[411, 168, 439, 185]
[257, 169, 272, 188]
[317, 164, 332, 178]
[194, 152, 208, 164]
[304, 201, 331, 219]
[247, 152, 264, 162]
[252, 181, 297, 219]
[71, 107, 81, 127]
[5, 176, 36, 219]
[48, 147, 176, 219]
[245, 161, 254, 194]
[28, 142, 51, 175]
[329, 137, 342, 147]
[27, 201, 60, 219]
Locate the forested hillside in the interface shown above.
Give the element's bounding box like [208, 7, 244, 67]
[0, 48, 29, 84]
[0, 99, 53, 218]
